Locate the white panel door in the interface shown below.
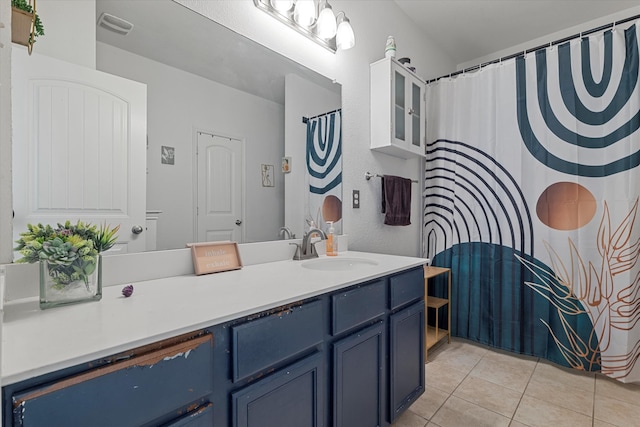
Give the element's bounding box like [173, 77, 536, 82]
[197, 133, 243, 243]
[12, 51, 147, 254]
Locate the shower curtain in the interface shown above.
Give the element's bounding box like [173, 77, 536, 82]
[424, 22, 640, 382]
[306, 110, 343, 233]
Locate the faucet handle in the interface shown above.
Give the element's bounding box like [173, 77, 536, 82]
[309, 241, 321, 257]
[289, 242, 302, 260]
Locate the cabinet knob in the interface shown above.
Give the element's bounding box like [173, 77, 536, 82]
[408, 108, 414, 115]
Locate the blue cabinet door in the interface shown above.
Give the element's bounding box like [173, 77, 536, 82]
[333, 321, 386, 427]
[232, 352, 324, 427]
[389, 301, 425, 422]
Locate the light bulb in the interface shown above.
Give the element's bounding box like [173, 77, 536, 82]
[270, 0, 293, 13]
[316, 2, 337, 39]
[294, 0, 316, 28]
[336, 14, 355, 50]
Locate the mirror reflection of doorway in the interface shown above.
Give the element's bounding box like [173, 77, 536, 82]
[196, 132, 244, 243]
[12, 51, 148, 255]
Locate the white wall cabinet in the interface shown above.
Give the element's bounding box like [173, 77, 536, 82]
[370, 57, 426, 159]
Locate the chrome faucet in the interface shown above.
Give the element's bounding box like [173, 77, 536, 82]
[279, 226, 295, 240]
[291, 228, 326, 260]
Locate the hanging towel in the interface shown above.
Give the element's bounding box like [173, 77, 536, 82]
[381, 175, 411, 226]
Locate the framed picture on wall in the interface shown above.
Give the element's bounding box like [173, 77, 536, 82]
[261, 164, 275, 187]
[282, 156, 291, 173]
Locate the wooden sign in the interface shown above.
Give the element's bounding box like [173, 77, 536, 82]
[189, 241, 243, 275]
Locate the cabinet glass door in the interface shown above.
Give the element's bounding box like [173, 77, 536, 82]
[394, 71, 405, 141]
[411, 82, 421, 148]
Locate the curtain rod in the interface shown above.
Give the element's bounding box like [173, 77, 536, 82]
[428, 13, 640, 84]
[302, 108, 342, 124]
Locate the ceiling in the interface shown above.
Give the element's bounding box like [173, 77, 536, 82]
[95, 0, 338, 105]
[393, 0, 640, 66]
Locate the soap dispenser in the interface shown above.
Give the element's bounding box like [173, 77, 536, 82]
[326, 221, 337, 256]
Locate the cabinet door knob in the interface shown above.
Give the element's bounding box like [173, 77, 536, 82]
[131, 225, 144, 234]
[408, 108, 414, 115]
[235, 220, 242, 226]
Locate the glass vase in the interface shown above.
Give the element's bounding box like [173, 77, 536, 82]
[39, 254, 102, 309]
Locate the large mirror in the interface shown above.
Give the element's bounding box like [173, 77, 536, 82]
[96, 0, 342, 250]
[12, 0, 341, 254]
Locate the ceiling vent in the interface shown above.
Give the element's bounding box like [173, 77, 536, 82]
[97, 12, 134, 36]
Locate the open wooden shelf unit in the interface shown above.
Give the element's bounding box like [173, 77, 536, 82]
[423, 266, 451, 359]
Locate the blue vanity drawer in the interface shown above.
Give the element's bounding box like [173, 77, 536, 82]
[232, 300, 323, 382]
[165, 403, 214, 426]
[11, 333, 213, 427]
[389, 267, 424, 310]
[332, 279, 386, 335]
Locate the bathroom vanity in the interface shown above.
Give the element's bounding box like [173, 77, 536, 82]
[1, 251, 426, 426]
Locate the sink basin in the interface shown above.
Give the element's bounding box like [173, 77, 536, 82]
[301, 257, 379, 271]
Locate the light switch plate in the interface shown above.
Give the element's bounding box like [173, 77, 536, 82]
[352, 190, 360, 208]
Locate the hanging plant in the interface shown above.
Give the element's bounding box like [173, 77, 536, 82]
[11, 0, 44, 53]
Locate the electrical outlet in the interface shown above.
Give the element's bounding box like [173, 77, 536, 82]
[352, 190, 360, 209]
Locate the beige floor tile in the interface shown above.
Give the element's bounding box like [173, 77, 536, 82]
[453, 375, 522, 418]
[427, 341, 487, 373]
[532, 360, 595, 393]
[483, 348, 539, 370]
[431, 396, 511, 427]
[524, 375, 594, 416]
[595, 374, 640, 405]
[593, 420, 619, 427]
[408, 386, 449, 420]
[391, 409, 429, 427]
[509, 421, 530, 427]
[469, 355, 535, 392]
[594, 394, 640, 427]
[426, 361, 469, 394]
[513, 395, 592, 427]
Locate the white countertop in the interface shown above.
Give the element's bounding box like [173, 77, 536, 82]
[2, 251, 426, 386]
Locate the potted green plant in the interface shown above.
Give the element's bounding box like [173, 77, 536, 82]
[11, 0, 44, 53]
[15, 221, 120, 309]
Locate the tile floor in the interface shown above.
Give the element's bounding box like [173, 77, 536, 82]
[392, 338, 640, 427]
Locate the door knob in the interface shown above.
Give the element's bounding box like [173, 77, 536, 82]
[132, 225, 144, 234]
[235, 220, 242, 226]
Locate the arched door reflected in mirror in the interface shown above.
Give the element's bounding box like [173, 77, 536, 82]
[12, 0, 341, 254]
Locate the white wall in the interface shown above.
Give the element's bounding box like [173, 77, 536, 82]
[0, 0, 12, 264]
[30, 0, 95, 68]
[97, 42, 284, 249]
[177, 0, 457, 257]
[284, 74, 341, 238]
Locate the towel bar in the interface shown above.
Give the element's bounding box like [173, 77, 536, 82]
[365, 172, 418, 183]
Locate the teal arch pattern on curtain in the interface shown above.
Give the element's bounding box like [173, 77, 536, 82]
[425, 22, 640, 382]
[305, 110, 343, 233]
[306, 111, 342, 194]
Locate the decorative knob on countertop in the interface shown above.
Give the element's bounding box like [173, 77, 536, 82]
[122, 284, 134, 298]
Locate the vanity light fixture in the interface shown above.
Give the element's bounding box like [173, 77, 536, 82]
[254, 0, 355, 53]
[316, 1, 337, 39]
[293, 0, 316, 28]
[335, 12, 355, 50]
[270, 0, 294, 12]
